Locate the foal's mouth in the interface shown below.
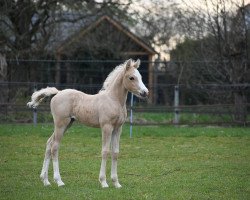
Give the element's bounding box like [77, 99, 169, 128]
[134, 91, 149, 100]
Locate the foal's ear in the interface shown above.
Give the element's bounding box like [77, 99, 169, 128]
[125, 59, 132, 70]
[134, 59, 140, 69]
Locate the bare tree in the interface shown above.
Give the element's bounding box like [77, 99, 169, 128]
[169, 0, 249, 122]
[0, 0, 134, 58]
[131, 0, 176, 56]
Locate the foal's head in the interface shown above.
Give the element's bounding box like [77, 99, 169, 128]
[123, 59, 149, 99]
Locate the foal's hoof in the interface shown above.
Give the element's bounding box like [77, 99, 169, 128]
[113, 182, 122, 189]
[43, 180, 51, 186]
[57, 181, 65, 187]
[40, 175, 51, 186]
[100, 181, 109, 188]
[54, 179, 65, 187]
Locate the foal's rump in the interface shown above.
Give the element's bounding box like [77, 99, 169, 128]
[27, 87, 77, 114]
[49, 89, 75, 115]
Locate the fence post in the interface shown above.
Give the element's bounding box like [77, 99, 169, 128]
[130, 93, 134, 138]
[33, 108, 37, 126]
[33, 84, 37, 126]
[174, 85, 180, 125]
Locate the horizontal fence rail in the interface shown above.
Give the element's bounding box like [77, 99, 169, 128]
[0, 82, 249, 126]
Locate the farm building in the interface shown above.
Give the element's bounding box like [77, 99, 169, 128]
[52, 15, 157, 103]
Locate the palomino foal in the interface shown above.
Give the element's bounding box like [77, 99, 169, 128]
[27, 59, 148, 188]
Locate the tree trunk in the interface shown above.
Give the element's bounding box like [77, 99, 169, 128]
[0, 53, 8, 104]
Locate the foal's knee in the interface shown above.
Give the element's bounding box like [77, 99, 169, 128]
[102, 150, 110, 159]
[112, 152, 119, 160]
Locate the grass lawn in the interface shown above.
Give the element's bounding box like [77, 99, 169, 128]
[0, 124, 249, 200]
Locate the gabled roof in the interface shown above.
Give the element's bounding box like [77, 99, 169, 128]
[56, 15, 157, 55]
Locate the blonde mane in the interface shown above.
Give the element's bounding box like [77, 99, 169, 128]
[101, 59, 139, 91]
[100, 62, 126, 91]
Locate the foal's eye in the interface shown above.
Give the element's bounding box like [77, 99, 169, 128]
[129, 77, 134, 81]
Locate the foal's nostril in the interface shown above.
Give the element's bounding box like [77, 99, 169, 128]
[140, 91, 148, 98]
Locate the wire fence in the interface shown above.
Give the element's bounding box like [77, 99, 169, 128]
[0, 81, 249, 126]
[1, 59, 250, 125]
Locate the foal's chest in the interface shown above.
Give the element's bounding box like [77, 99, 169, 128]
[113, 107, 127, 125]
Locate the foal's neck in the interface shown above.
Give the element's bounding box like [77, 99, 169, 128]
[108, 74, 128, 106]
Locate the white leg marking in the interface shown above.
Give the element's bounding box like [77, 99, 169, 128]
[53, 158, 65, 187]
[99, 152, 109, 188]
[51, 140, 65, 187]
[40, 136, 53, 186]
[40, 158, 51, 186]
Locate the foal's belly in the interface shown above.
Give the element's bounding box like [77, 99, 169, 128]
[76, 110, 100, 128]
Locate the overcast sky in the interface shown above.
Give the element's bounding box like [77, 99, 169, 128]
[134, 0, 250, 59]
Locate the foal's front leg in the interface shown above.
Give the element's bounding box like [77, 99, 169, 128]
[99, 124, 113, 188]
[111, 127, 122, 188]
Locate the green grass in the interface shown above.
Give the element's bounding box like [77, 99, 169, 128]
[2, 110, 249, 124]
[0, 124, 249, 200]
[133, 112, 243, 124]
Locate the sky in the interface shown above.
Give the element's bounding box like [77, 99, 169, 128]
[135, 0, 250, 60]
[99, 0, 250, 59]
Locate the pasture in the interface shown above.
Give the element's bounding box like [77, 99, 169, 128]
[0, 124, 249, 200]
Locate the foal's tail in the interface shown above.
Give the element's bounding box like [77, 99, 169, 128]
[27, 87, 59, 108]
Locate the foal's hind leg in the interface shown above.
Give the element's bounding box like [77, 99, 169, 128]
[51, 118, 71, 186]
[40, 135, 54, 186]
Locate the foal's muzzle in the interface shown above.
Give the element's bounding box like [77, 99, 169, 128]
[140, 91, 148, 98]
[138, 90, 149, 100]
